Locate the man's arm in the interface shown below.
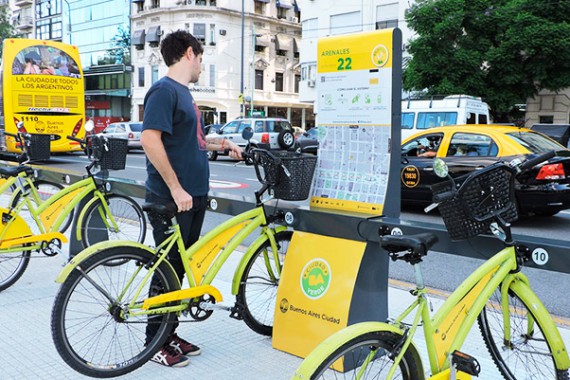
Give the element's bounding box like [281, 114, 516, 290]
[205, 135, 243, 159]
[141, 129, 194, 212]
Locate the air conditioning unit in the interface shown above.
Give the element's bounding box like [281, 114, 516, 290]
[307, 80, 315, 87]
[289, 16, 299, 23]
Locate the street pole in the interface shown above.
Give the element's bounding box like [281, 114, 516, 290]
[250, 24, 255, 117]
[63, 0, 72, 44]
[240, 0, 245, 117]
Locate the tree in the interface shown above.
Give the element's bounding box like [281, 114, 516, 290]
[0, 4, 19, 59]
[106, 24, 131, 65]
[403, 0, 570, 122]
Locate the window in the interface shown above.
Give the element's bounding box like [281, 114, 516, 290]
[196, 0, 207, 4]
[376, 3, 398, 29]
[330, 11, 362, 35]
[193, 23, 206, 44]
[150, 0, 160, 9]
[36, 18, 63, 40]
[539, 115, 554, 124]
[209, 24, 216, 45]
[255, 70, 264, 90]
[478, 114, 488, 124]
[254, 1, 266, 14]
[402, 112, 415, 129]
[417, 112, 457, 129]
[447, 133, 498, 157]
[209, 64, 215, 87]
[151, 65, 158, 84]
[275, 72, 284, 92]
[138, 67, 145, 87]
[294, 74, 300, 93]
[508, 131, 564, 154]
[221, 120, 240, 134]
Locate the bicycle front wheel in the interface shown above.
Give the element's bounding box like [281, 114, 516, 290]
[478, 287, 570, 380]
[304, 331, 424, 380]
[237, 230, 292, 336]
[51, 246, 179, 378]
[80, 193, 146, 248]
[0, 250, 31, 292]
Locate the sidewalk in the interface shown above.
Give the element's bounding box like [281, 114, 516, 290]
[1, 211, 570, 379]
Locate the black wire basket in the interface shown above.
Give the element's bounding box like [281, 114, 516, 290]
[92, 136, 128, 170]
[27, 134, 51, 161]
[255, 151, 317, 201]
[431, 165, 518, 240]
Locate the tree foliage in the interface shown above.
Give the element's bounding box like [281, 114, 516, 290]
[100, 24, 131, 65]
[0, 5, 19, 59]
[404, 0, 570, 121]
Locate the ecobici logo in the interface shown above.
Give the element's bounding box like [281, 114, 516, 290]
[300, 258, 332, 299]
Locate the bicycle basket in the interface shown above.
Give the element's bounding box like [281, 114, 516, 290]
[432, 165, 518, 240]
[256, 151, 317, 201]
[92, 136, 128, 170]
[27, 134, 51, 161]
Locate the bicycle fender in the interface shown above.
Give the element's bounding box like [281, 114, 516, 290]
[55, 240, 156, 283]
[291, 322, 420, 379]
[74, 194, 104, 241]
[509, 277, 570, 370]
[231, 225, 288, 295]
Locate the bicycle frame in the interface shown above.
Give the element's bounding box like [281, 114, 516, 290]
[56, 203, 288, 317]
[389, 245, 570, 377]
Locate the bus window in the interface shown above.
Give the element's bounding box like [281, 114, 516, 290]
[479, 114, 488, 124]
[402, 112, 414, 129]
[1, 38, 86, 154]
[466, 112, 477, 124]
[417, 112, 458, 130]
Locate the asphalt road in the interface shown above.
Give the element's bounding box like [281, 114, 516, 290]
[38, 151, 570, 318]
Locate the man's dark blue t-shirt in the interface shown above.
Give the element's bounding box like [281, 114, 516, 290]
[143, 76, 209, 200]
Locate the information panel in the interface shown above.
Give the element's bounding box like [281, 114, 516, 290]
[310, 29, 401, 215]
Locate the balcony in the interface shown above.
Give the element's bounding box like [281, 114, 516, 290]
[16, 16, 33, 30]
[14, 0, 33, 6]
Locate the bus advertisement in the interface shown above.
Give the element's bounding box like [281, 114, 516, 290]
[0, 38, 86, 153]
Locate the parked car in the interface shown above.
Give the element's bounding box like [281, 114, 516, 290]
[296, 127, 320, 155]
[207, 117, 295, 161]
[400, 124, 570, 217]
[100, 122, 142, 150]
[205, 123, 223, 135]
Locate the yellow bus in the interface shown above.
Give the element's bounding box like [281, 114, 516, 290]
[0, 38, 86, 153]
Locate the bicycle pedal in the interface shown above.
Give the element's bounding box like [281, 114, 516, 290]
[229, 303, 244, 320]
[451, 350, 480, 376]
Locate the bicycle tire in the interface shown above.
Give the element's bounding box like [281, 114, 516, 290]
[10, 180, 74, 234]
[51, 246, 178, 378]
[478, 287, 570, 380]
[80, 193, 146, 249]
[0, 250, 31, 292]
[307, 331, 424, 380]
[237, 230, 292, 336]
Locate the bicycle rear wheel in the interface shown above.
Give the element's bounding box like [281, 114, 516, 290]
[80, 193, 146, 248]
[10, 180, 73, 234]
[478, 287, 570, 380]
[51, 246, 178, 378]
[305, 331, 424, 379]
[0, 250, 31, 292]
[237, 230, 292, 336]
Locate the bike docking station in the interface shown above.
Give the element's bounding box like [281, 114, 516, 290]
[13, 27, 570, 373]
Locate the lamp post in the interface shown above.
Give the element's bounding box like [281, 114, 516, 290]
[250, 24, 256, 117]
[239, 0, 245, 117]
[63, 0, 72, 44]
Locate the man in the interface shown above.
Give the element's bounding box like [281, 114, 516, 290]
[141, 30, 242, 368]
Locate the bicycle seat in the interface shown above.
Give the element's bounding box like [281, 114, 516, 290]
[0, 165, 33, 177]
[142, 202, 178, 219]
[381, 233, 438, 256]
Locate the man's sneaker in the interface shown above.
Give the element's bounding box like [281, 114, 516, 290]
[150, 345, 190, 367]
[168, 333, 202, 356]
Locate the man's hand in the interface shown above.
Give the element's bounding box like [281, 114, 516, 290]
[171, 187, 193, 212]
[225, 139, 243, 160]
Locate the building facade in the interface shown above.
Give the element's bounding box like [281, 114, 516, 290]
[130, 0, 314, 129]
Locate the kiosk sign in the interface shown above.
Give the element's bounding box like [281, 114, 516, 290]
[310, 29, 401, 215]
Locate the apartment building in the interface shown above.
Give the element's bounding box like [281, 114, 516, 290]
[130, 0, 314, 128]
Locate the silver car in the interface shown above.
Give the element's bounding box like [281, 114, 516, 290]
[207, 117, 295, 161]
[101, 122, 142, 151]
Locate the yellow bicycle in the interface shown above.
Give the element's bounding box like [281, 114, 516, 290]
[292, 151, 570, 379]
[0, 125, 146, 292]
[50, 136, 316, 377]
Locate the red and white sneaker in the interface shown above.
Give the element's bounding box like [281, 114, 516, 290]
[150, 345, 190, 367]
[167, 333, 202, 356]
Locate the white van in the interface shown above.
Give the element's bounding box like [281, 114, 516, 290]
[401, 94, 491, 141]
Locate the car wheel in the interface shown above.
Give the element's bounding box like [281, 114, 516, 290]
[207, 150, 218, 161]
[278, 130, 295, 149]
